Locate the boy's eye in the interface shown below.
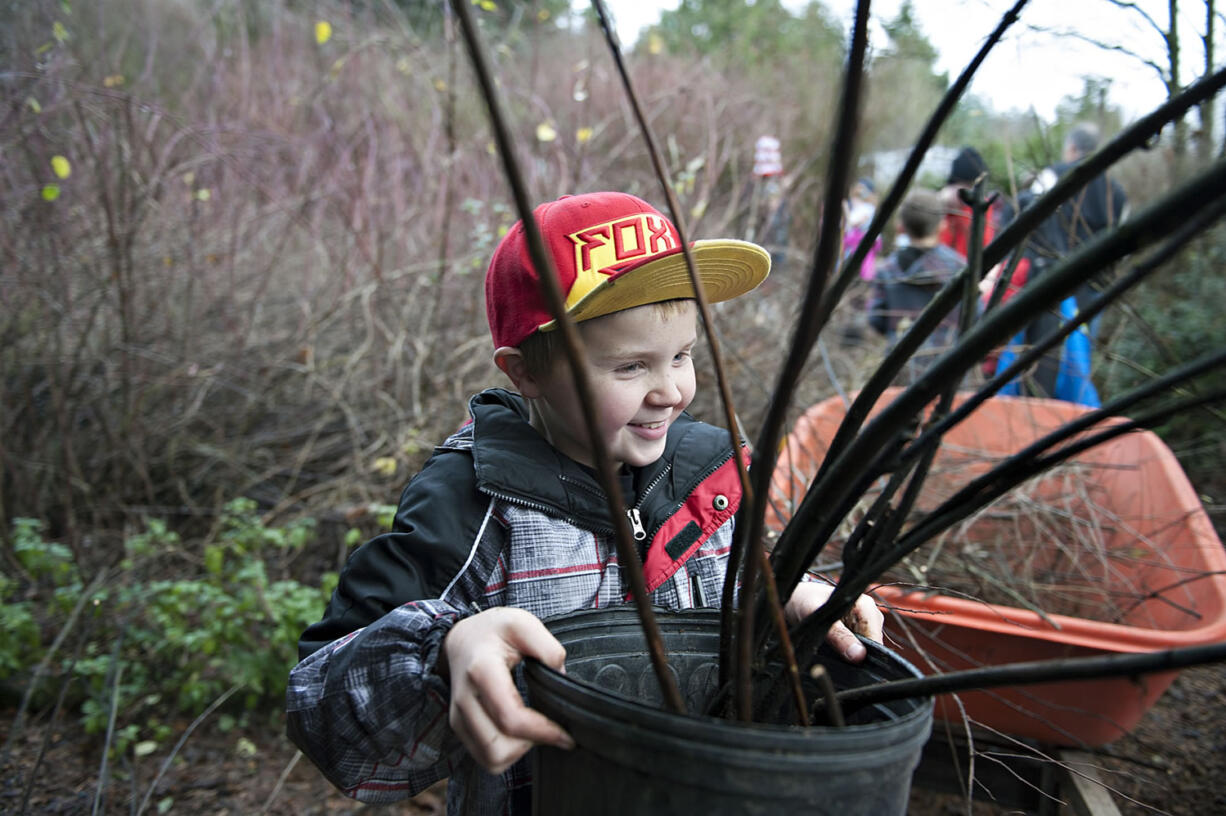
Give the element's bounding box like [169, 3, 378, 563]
[673, 350, 692, 364]
[616, 361, 646, 374]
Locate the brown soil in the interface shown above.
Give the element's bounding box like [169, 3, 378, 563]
[3, 661, 1223, 815]
[909, 662, 1226, 815]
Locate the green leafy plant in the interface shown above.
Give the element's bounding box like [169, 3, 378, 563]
[0, 571, 40, 679]
[1099, 224, 1226, 498]
[13, 517, 77, 586]
[1, 503, 337, 751]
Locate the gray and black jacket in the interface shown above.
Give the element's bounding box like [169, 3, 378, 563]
[286, 388, 745, 815]
[867, 243, 966, 382]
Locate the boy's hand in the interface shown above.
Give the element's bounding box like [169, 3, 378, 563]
[785, 582, 884, 664]
[441, 607, 575, 774]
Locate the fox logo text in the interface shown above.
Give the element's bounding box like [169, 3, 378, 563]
[566, 214, 677, 306]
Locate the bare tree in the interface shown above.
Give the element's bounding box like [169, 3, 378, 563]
[1033, 0, 1225, 163]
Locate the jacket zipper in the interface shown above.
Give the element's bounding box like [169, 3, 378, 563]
[627, 465, 671, 542]
[485, 488, 644, 543]
[480, 489, 593, 532]
[626, 508, 647, 540]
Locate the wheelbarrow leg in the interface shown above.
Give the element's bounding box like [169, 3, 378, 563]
[1051, 750, 1124, 816]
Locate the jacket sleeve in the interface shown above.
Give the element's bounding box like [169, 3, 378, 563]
[298, 447, 490, 657]
[287, 445, 497, 801]
[286, 600, 465, 802]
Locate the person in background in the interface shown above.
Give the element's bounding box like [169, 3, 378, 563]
[986, 122, 1128, 406]
[843, 177, 881, 280]
[1019, 122, 1128, 287]
[939, 146, 1000, 259]
[868, 188, 966, 382]
[286, 191, 886, 815]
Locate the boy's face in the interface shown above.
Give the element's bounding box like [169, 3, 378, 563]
[529, 301, 698, 470]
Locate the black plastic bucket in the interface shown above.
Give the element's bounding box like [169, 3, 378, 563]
[525, 607, 932, 815]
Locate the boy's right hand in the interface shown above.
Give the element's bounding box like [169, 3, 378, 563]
[441, 607, 575, 774]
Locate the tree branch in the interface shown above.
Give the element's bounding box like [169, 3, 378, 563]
[1101, 0, 1167, 38]
[1027, 24, 1169, 81]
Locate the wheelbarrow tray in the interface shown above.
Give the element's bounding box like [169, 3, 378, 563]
[769, 390, 1226, 746]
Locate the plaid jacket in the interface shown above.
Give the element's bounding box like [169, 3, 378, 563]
[286, 388, 745, 815]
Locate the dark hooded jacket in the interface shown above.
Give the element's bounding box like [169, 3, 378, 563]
[1006, 160, 1127, 398]
[868, 243, 966, 381]
[1022, 159, 1128, 272]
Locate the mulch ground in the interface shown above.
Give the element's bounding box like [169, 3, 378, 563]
[2, 659, 1223, 815]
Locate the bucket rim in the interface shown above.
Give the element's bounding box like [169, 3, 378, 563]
[525, 606, 935, 747]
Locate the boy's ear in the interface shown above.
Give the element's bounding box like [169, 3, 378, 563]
[493, 347, 543, 399]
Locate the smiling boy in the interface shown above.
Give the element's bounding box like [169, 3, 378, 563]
[500, 298, 697, 470]
[286, 192, 884, 816]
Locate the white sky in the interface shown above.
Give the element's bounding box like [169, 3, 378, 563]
[594, 0, 1208, 122]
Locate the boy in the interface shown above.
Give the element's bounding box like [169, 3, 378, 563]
[868, 188, 967, 382]
[286, 191, 885, 815]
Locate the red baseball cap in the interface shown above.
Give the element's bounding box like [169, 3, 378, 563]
[485, 191, 770, 348]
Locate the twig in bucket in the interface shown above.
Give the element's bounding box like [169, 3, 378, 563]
[834, 641, 1226, 712]
[589, 0, 804, 725]
[448, 0, 685, 713]
[726, 0, 872, 721]
[744, 0, 1031, 671]
[808, 664, 845, 728]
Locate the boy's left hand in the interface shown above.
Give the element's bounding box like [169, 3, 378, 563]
[784, 582, 884, 664]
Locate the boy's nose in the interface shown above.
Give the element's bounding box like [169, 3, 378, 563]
[646, 372, 683, 404]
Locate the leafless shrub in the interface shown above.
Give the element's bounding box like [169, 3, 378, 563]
[0, 0, 842, 566]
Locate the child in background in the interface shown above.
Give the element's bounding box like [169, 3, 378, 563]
[843, 177, 881, 280]
[286, 192, 885, 815]
[869, 188, 967, 382]
[939, 146, 999, 258]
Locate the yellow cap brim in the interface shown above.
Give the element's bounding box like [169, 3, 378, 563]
[539, 239, 770, 331]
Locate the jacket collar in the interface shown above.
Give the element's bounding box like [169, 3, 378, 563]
[460, 388, 734, 531]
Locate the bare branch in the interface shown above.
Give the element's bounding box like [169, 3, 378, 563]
[1100, 0, 1168, 39]
[1027, 23, 1169, 81]
[135, 684, 246, 816]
